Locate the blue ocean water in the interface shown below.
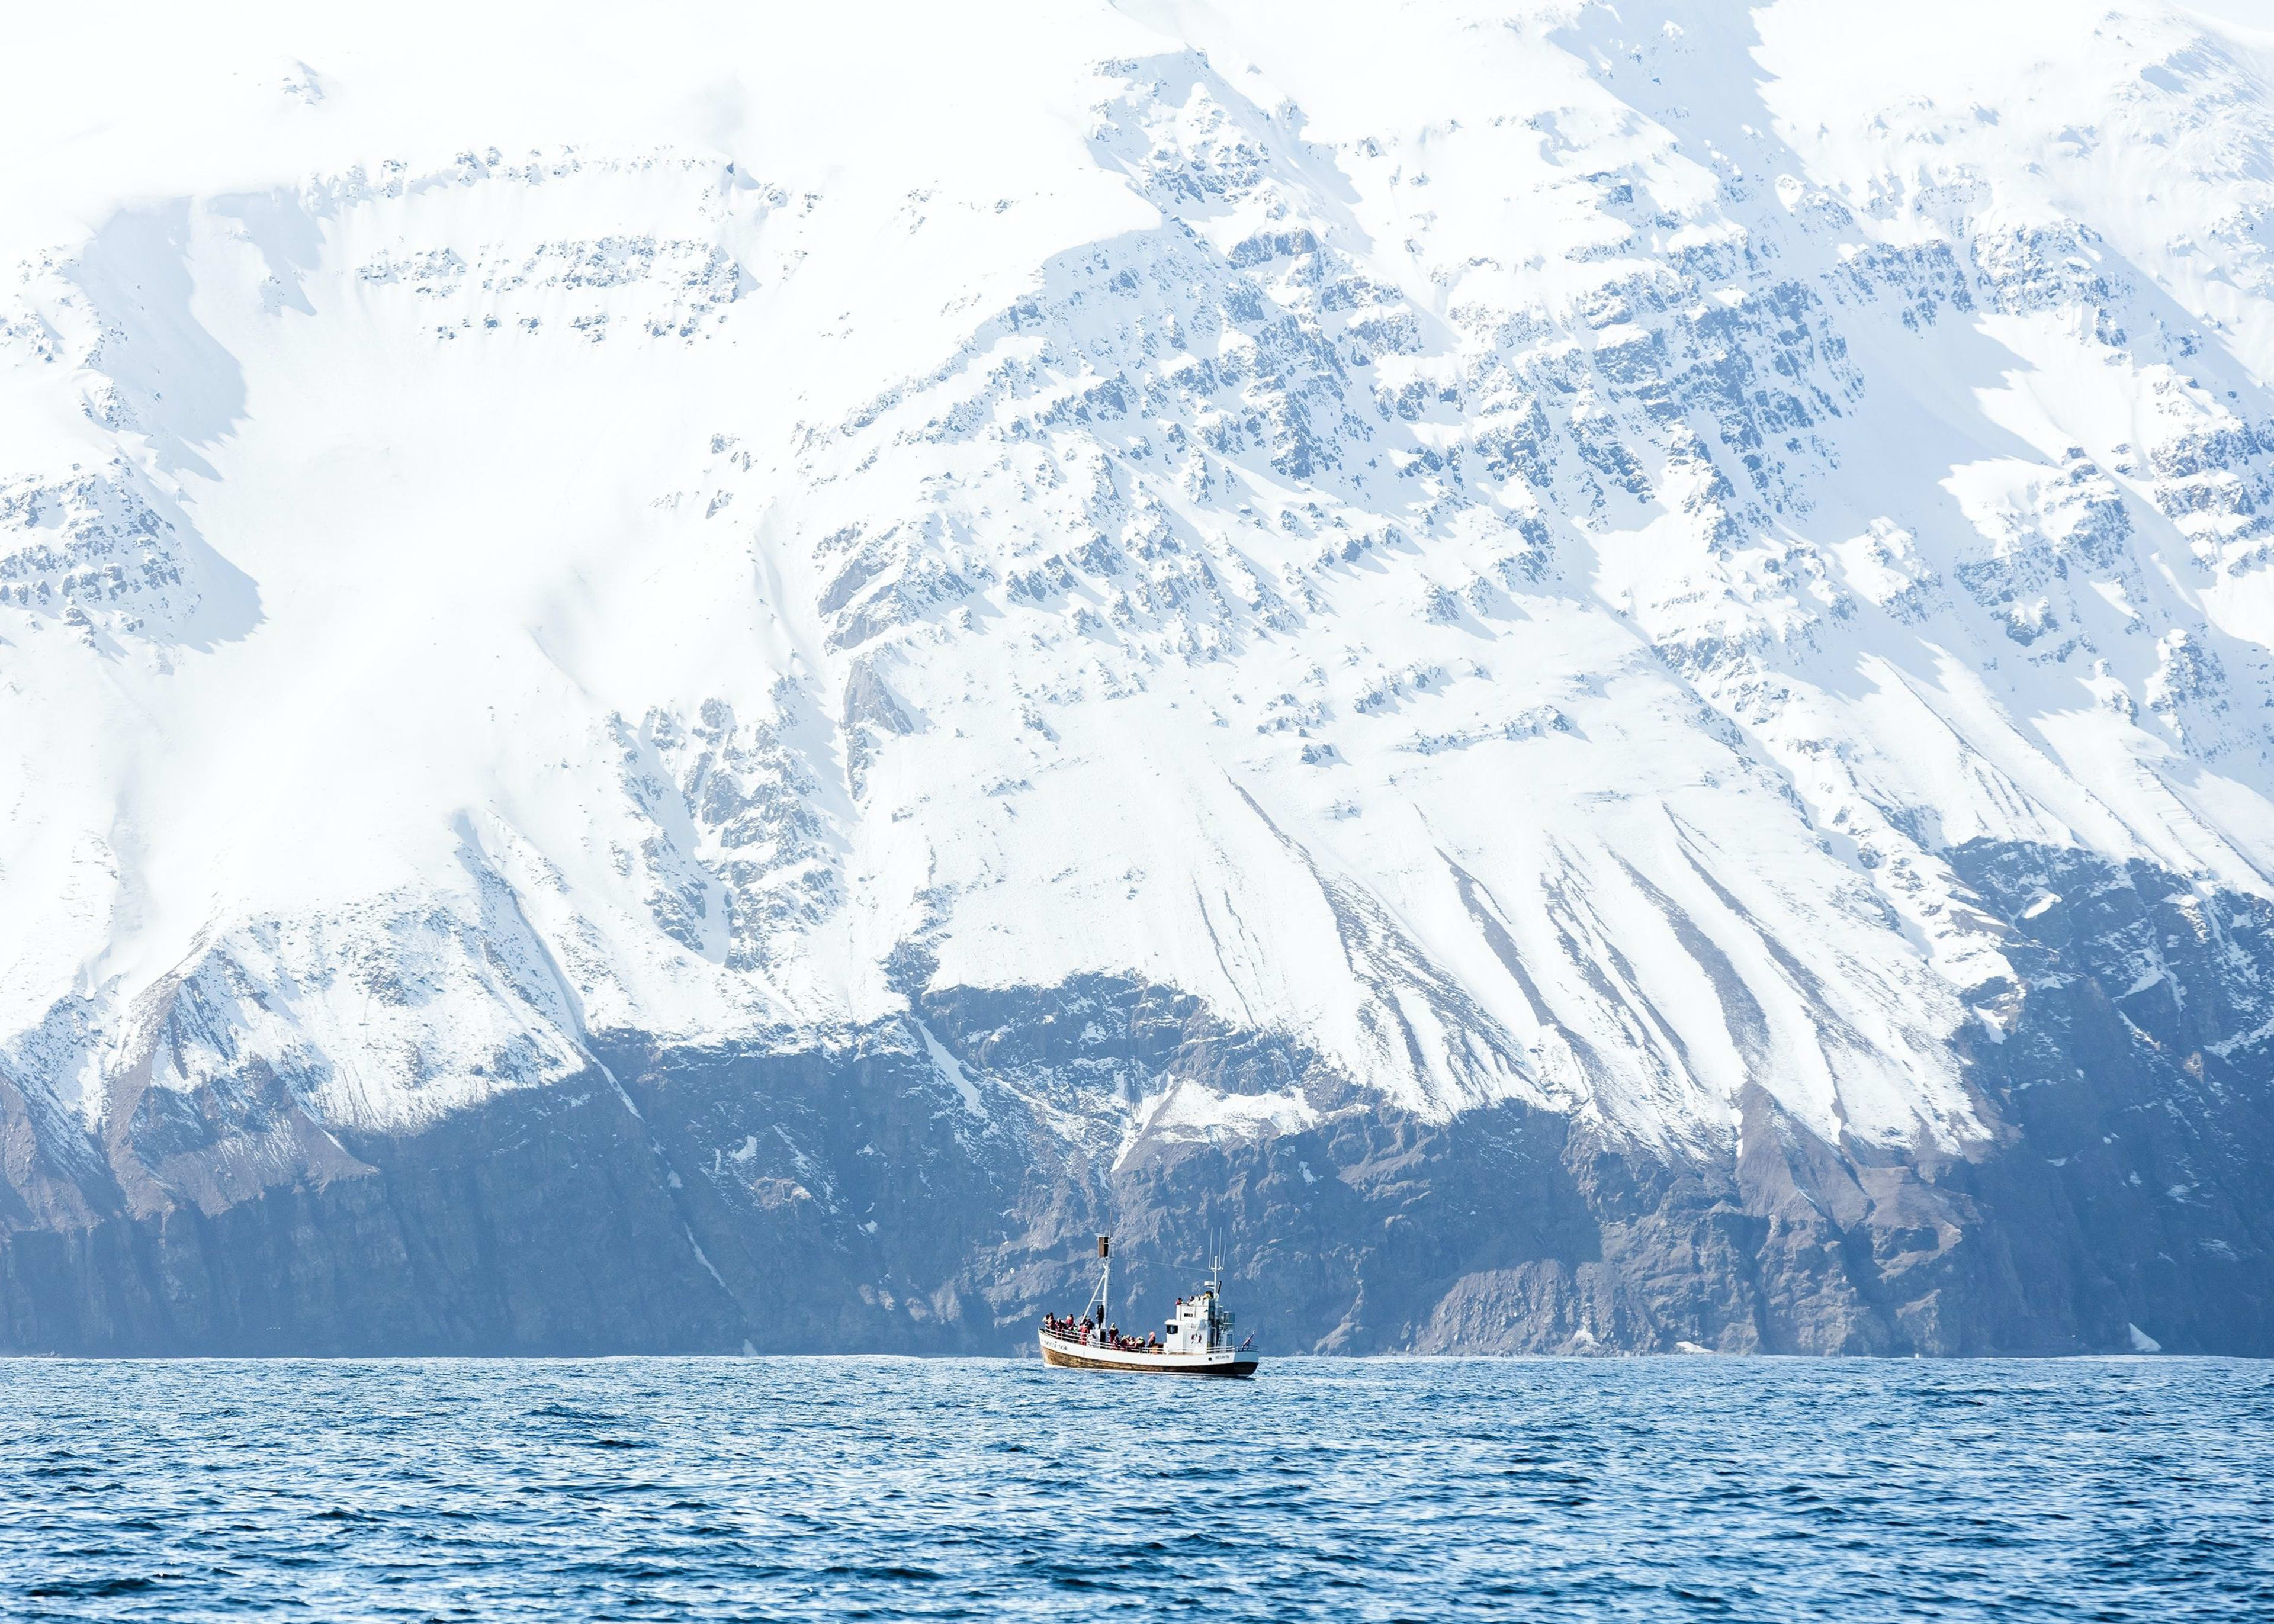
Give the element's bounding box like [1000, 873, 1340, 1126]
[2, 1355, 2269, 1622]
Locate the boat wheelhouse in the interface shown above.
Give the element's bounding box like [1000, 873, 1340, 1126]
[1039, 1235, 1260, 1378]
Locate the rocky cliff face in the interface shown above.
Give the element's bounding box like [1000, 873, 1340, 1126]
[5, 840, 2268, 1355]
[5, 2, 2274, 1353]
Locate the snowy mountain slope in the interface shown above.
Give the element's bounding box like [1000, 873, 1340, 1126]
[4, 0, 2274, 1351]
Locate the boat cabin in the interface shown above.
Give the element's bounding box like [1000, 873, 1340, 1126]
[1165, 1285, 1233, 1355]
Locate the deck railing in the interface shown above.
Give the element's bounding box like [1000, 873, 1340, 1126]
[1041, 1326, 1160, 1352]
[1039, 1325, 1255, 1357]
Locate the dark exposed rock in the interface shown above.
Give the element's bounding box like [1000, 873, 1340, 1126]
[0, 840, 2266, 1357]
[0, 1062, 2246, 1358]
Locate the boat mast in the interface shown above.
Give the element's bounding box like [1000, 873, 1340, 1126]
[1206, 1236, 1225, 1348]
[1097, 1234, 1110, 1326]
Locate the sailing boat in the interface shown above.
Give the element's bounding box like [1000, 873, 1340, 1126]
[1038, 1236, 1261, 1377]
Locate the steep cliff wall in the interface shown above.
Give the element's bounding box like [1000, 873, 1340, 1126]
[4, 844, 2266, 1355]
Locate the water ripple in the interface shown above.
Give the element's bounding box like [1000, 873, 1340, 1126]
[0, 1356, 2267, 1621]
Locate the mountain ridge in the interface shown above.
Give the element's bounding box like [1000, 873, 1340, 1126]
[4, 0, 2273, 1351]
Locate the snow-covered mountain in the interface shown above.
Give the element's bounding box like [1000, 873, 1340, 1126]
[5, 0, 2273, 1353]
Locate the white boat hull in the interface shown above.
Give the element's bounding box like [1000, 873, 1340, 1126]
[1039, 1330, 1258, 1377]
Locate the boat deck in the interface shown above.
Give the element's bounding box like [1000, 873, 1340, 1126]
[1039, 1327, 1258, 1377]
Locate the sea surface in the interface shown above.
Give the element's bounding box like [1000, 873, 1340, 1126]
[2, 1355, 2269, 1621]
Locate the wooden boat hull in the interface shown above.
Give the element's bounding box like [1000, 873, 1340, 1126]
[1039, 1333, 1258, 1377]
